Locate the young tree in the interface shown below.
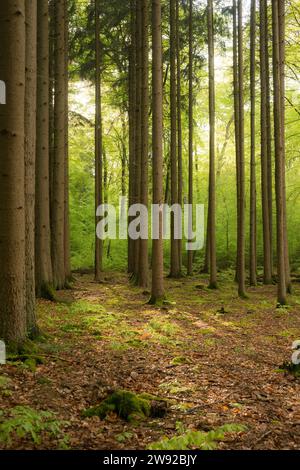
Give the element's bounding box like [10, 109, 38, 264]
[25, 0, 38, 336]
[169, 0, 180, 278]
[260, 0, 272, 284]
[272, 0, 287, 305]
[150, 0, 165, 304]
[36, 0, 53, 298]
[95, 0, 103, 281]
[207, 0, 217, 289]
[0, 0, 27, 345]
[51, 0, 67, 289]
[187, 0, 194, 276]
[138, 0, 149, 287]
[249, 0, 257, 286]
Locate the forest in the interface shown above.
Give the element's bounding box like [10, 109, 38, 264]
[0, 0, 299, 455]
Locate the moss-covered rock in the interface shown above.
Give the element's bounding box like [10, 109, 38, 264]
[82, 389, 168, 422]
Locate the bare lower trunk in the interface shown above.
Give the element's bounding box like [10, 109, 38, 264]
[176, 0, 183, 271]
[249, 0, 257, 286]
[64, 0, 71, 281]
[0, 0, 27, 346]
[187, 0, 193, 276]
[25, 0, 38, 336]
[150, 0, 165, 304]
[36, 0, 53, 298]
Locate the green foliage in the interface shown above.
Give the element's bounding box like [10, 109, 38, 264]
[82, 390, 151, 422]
[148, 423, 247, 450]
[0, 406, 70, 448]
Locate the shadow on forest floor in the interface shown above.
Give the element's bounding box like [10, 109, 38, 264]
[0, 271, 299, 450]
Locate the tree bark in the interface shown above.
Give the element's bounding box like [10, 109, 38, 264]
[150, 0, 165, 304]
[176, 0, 183, 271]
[36, 0, 53, 298]
[64, 0, 71, 281]
[260, 0, 273, 284]
[169, 0, 180, 278]
[25, 0, 38, 336]
[207, 0, 217, 289]
[95, 0, 103, 281]
[0, 0, 27, 346]
[187, 0, 193, 276]
[272, 0, 286, 305]
[138, 0, 149, 287]
[237, 0, 246, 297]
[51, 0, 67, 289]
[249, 0, 257, 286]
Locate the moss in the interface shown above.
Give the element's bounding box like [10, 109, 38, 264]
[40, 283, 57, 302]
[82, 390, 151, 421]
[82, 390, 168, 422]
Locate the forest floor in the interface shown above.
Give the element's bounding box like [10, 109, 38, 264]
[0, 271, 300, 450]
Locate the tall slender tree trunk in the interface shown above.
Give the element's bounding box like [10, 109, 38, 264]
[64, 0, 71, 281]
[169, 0, 180, 278]
[207, 0, 217, 289]
[25, 0, 38, 336]
[133, 0, 142, 278]
[128, 0, 136, 274]
[176, 0, 183, 271]
[150, 0, 165, 304]
[237, 0, 246, 297]
[51, 0, 66, 289]
[138, 0, 149, 287]
[95, 0, 103, 281]
[249, 0, 257, 286]
[278, 0, 291, 293]
[0, 0, 27, 346]
[260, 0, 272, 284]
[187, 0, 193, 276]
[36, 0, 53, 299]
[272, 0, 286, 305]
[233, 0, 240, 284]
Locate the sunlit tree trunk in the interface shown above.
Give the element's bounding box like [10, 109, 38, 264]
[138, 0, 149, 287]
[150, 0, 165, 304]
[25, 0, 38, 336]
[187, 0, 193, 276]
[36, 0, 53, 298]
[95, 0, 103, 281]
[207, 0, 217, 289]
[249, 0, 257, 286]
[260, 0, 272, 284]
[278, 0, 291, 294]
[272, 0, 286, 305]
[64, 0, 71, 281]
[0, 0, 27, 346]
[233, 0, 240, 284]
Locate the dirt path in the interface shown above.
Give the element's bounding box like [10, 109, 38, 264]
[0, 272, 299, 449]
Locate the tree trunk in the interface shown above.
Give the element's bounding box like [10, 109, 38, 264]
[150, 0, 165, 304]
[51, 0, 66, 289]
[169, 0, 180, 278]
[36, 0, 53, 298]
[95, 0, 103, 281]
[176, 0, 183, 271]
[64, 0, 71, 281]
[138, 0, 149, 287]
[237, 0, 246, 297]
[0, 0, 27, 346]
[249, 0, 257, 286]
[187, 0, 193, 276]
[272, 0, 286, 305]
[133, 0, 142, 278]
[128, 0, 136, 274]
[25, 0, 38, 336]
[260, 0, 272, 284]
[278, 0, 291, 294]
[207, 0, 217, 289]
